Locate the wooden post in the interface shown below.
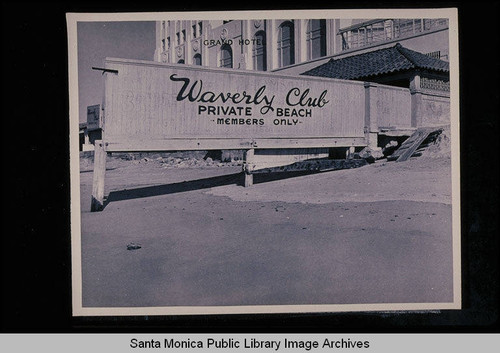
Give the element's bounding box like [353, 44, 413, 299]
[90, 140, 107, 212]
[346, 146, 355, 159]
[244, 148, 254, 187]
[364, 82, 379, 149]
[410, 73, 422, 128]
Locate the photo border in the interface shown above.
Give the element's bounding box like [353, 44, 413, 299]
[67, 8, 461, 318]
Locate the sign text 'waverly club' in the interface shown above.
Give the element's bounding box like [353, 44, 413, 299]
[169, 74, 330, 127]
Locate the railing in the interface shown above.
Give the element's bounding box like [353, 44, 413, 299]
[420, 77, 450, 92]
[426, 51, 441, 60]
[339, 19, 449, 51]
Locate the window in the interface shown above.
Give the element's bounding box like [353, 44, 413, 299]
[223, 20, 233, 24]
[220, 44, 233, 68]
[394, 19, 414, 38]
[176, 32, 180, 45]
[191, 22, 202, 38]
[252, 31, 267, 71]
[277, 21, 295, 67]
[307, 20, 326, 59]
[413, 19, 423, 34]
[177, 59, 185, 64]
[181, 30, 186, 44]
[193, 53, 202, 65]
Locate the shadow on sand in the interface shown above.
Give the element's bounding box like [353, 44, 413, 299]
[103, 170, 321, 209]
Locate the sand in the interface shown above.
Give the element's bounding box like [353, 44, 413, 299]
[77, 135, 455, 309]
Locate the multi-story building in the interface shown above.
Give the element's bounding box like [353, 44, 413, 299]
[153, 18, 449, 76]
[151, 17, 451, 151]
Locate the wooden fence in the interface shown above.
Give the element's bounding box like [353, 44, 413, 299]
[90, 58, 432, 211]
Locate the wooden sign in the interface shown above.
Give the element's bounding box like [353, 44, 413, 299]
[102, 58, 368, 152]
[91, 58, 419, 210]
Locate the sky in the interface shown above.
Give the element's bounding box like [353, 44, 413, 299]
[77, 21, 156, 123]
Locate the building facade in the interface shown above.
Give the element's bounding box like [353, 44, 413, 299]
[153, 18, 449, 75]
[151, 17, 451, 148]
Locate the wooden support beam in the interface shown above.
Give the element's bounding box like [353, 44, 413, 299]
[244, 149, 254, 187]
[364, 82, 379, 149]
[90, 140, 107, 212]
[346, 146, 355, 159]
[103, 137, 367, 152]
[388, 127, 442, 162]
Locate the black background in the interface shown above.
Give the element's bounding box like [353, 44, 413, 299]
[1, 1, 499, 333]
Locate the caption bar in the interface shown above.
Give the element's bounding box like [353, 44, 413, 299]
[131, 337, 370, 350]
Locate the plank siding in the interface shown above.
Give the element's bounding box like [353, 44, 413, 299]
[102, 58, 368, 151]
[376, 85, 412, 129]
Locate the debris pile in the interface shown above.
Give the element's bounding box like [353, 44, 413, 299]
[382, 140, 399, 156]
[79, 150, 244, 171]
[80, 125, 451, 172]
[417, 126, 451, 159]
[159, 156, 242, 169]
[357, 146, 384, 163]
[126, 243, 141, 251]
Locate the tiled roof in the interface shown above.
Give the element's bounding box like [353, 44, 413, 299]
[301, 43, 449, 80]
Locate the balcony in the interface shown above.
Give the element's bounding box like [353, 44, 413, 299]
[339, 19, 449, 51]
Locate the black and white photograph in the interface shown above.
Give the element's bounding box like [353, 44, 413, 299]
[67, 9, 461, 316]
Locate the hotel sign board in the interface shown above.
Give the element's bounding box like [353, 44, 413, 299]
[102, 58, 367, 152]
